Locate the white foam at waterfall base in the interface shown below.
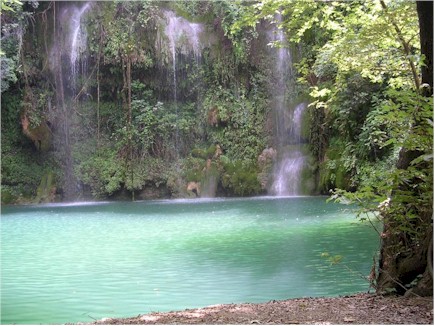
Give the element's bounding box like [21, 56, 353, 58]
[271, 151, 305, 196]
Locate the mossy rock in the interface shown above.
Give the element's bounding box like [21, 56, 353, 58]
[201, 163, 220, 198]
[191, 145, 218, 160]
[221, 160, 261, 196]
[35, 171, 57, 203]
[319, 159, 350, 193]
[300, 106, 311, 141]
[1, 189, 16, 205]
[299, 155, 319, 195]
[21, 114, 52, 152]
[318, 138, 351, 193]
[191, 148, 208, 160]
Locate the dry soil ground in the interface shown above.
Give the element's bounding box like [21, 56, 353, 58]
[88, 293, 433, 325]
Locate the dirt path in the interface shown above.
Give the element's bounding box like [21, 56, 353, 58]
[89, 293, 433, 324]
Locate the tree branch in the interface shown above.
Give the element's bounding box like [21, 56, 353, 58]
[379, 0, 420, 91]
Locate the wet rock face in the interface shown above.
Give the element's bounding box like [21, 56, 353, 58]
[21, 114, 52, 152]
[257, 147, 276, 191]
[187, 181, 201, 196]
[35, 171, 57, 203]
[258, 147, 277, 167]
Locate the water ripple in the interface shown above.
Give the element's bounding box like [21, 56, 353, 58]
[1, 197, 379, 324]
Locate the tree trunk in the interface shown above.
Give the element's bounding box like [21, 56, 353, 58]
[416, 1, 433, 94]
[376, 1, 433, 296]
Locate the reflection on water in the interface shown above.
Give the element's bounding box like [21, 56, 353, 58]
[1, 197, 380, 324]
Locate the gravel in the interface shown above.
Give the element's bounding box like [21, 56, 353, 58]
[88, 293, 433, 325]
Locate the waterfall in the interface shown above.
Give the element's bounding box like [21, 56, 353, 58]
[70, 3, 90, 93]
[268, 17, 307, 196]
[164, 11, 203, 157]
[272, 24, 291, 147]
[290, 103, 306, 144]
[49, 2, 90, 201]
[164, 11, 202, 58]
[270, 104, 307, 196]
[271, 151, 305, 196]
[171, 40, 179, 155]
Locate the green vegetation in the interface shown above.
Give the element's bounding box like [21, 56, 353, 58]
[235, 0, 432, 297]
[1, 0, 275, 201]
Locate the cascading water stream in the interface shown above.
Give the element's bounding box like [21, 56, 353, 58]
[49, 2, 90, 200]
[271, 152, 305, 196]
[171, 41, 179, 156]
[273, 22, 291, 144]
[268, 16, 307, 196]
[271, 101, 307, 196]
[70, 3, 90, 94]
[164, 11, 203, 158]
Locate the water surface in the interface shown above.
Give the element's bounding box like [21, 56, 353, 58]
[1, 197, 379, 324]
